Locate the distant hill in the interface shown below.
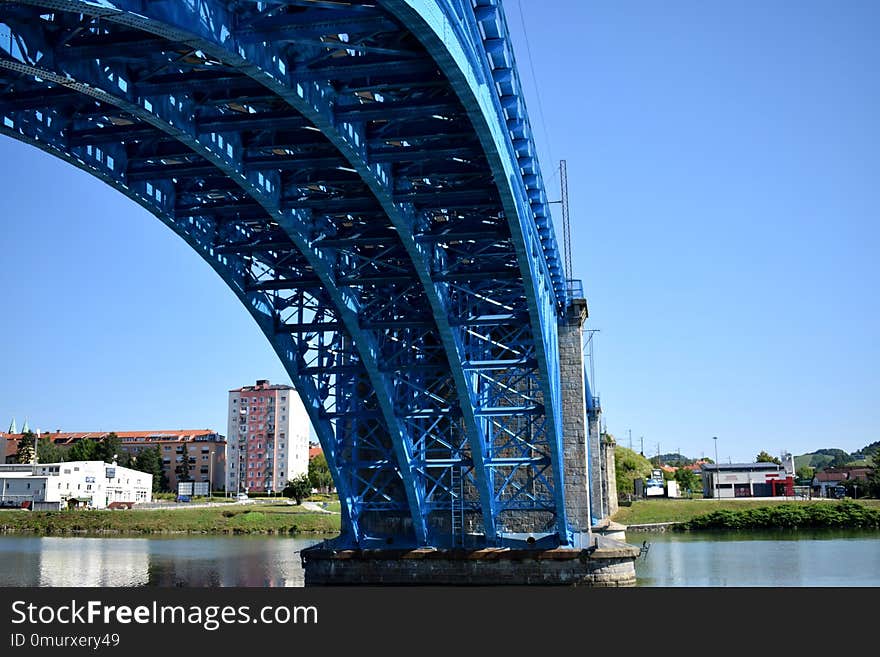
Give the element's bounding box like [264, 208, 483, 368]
[794, 449, 851, 470]
[794, 446, 878, 470]
[852, 441, 880, 461]
[655, 453, 693, 465]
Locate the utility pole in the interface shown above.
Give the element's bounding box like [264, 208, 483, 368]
[560, 159, 572, 281]
[640, 436, 644, 456]
[713, 437, 719, 500]
[628, 429, 632, 451]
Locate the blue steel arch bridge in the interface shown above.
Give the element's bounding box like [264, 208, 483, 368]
[0, 0, 600, 550]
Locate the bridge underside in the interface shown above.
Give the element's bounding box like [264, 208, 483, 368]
[0, 0, 582, 549]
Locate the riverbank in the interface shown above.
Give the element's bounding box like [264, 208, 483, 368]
[5, 497, 877, 536]
[0, 501, 342, 536]
[613, 498, 880, 530]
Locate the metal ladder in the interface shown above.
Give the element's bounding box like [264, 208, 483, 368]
[450, 466, 463, 547]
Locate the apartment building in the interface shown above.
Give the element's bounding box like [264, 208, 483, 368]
[116, 431, 226, 492]
[226, 380, 309, 493]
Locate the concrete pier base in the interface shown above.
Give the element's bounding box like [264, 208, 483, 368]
[592, 519, 628, 543]
[302, 536, 640, 586]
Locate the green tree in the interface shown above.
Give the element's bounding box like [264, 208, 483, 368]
[96, 432, 122, 463]
[859, 441, 880, 460]
[840, 476, 868, 499]
[175, 443, 192, 483]
[283, 474, 312, 504]
[869, 451, 880, 498]
[796, 465, 815, 482]
[68, 438, 97, 461]
[308, 453, 334, 493]
[674, 467, 699, 494]
[16, 431, 36, 464]
[134, 446, 167, 493]
[756, 451, 782, 465]
[36, 436, 69, 464]
[614, 446, 653, 498]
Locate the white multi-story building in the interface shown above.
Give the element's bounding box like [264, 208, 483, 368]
[226, 380, 310, 493]
[0, 461, 152, 509]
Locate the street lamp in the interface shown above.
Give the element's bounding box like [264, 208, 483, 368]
[713, 437, 719, 500]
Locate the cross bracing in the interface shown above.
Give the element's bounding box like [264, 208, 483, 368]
[0, 0, 575, 548]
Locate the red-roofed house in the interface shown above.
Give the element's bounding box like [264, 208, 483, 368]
[813, 466, 874, 498]
[308, 445, 323, 460]
[2, 430, 226, 492]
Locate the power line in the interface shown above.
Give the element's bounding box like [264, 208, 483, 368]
[515, 0, 554, 170]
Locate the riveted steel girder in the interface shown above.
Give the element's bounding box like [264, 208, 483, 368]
[377, 0, 572, 544]
[0, 0, 575, 548]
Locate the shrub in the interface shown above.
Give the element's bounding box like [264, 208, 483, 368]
[680, 501, 880, 530]
[283, 475, 312, 504]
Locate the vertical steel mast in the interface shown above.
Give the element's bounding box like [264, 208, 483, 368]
[560, 159, 572, 282]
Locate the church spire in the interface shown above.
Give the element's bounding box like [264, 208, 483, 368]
[21, 418, 29, 433]
[8, 417, 16, 434]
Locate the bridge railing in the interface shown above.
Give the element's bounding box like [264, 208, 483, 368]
[567, 278, 584, 300]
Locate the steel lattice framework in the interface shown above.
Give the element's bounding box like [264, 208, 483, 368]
[0, 0, 574, 548]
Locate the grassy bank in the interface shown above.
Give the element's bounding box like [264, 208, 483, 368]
[612, 498, 880, 526]
[0, 502, 341, 536]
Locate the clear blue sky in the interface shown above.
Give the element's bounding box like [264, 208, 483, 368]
[1, 1, 877, 463]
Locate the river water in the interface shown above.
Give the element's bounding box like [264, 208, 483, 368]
[0, 535, 328, 587]
[634, 529, 880, 586]
[1, 531, 878, 586]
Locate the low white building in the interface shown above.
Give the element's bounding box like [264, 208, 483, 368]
[701, 453, 796, 499]
[0, 461, 152, 510]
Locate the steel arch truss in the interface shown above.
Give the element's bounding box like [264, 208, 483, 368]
[0, 0, 572, 548]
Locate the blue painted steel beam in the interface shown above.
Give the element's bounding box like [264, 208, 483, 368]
[0, 0, 576, 548]
[379, 0, 571, 543]
[203, 2, 502, 544]
[0, 101, 370, 544]
[0, 2, 428, 546]
[296, 58, 439, 82]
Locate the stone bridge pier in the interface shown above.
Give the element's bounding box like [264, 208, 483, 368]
[559, 293, 623, 539]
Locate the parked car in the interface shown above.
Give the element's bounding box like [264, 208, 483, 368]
[236, 493, 249, 502]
